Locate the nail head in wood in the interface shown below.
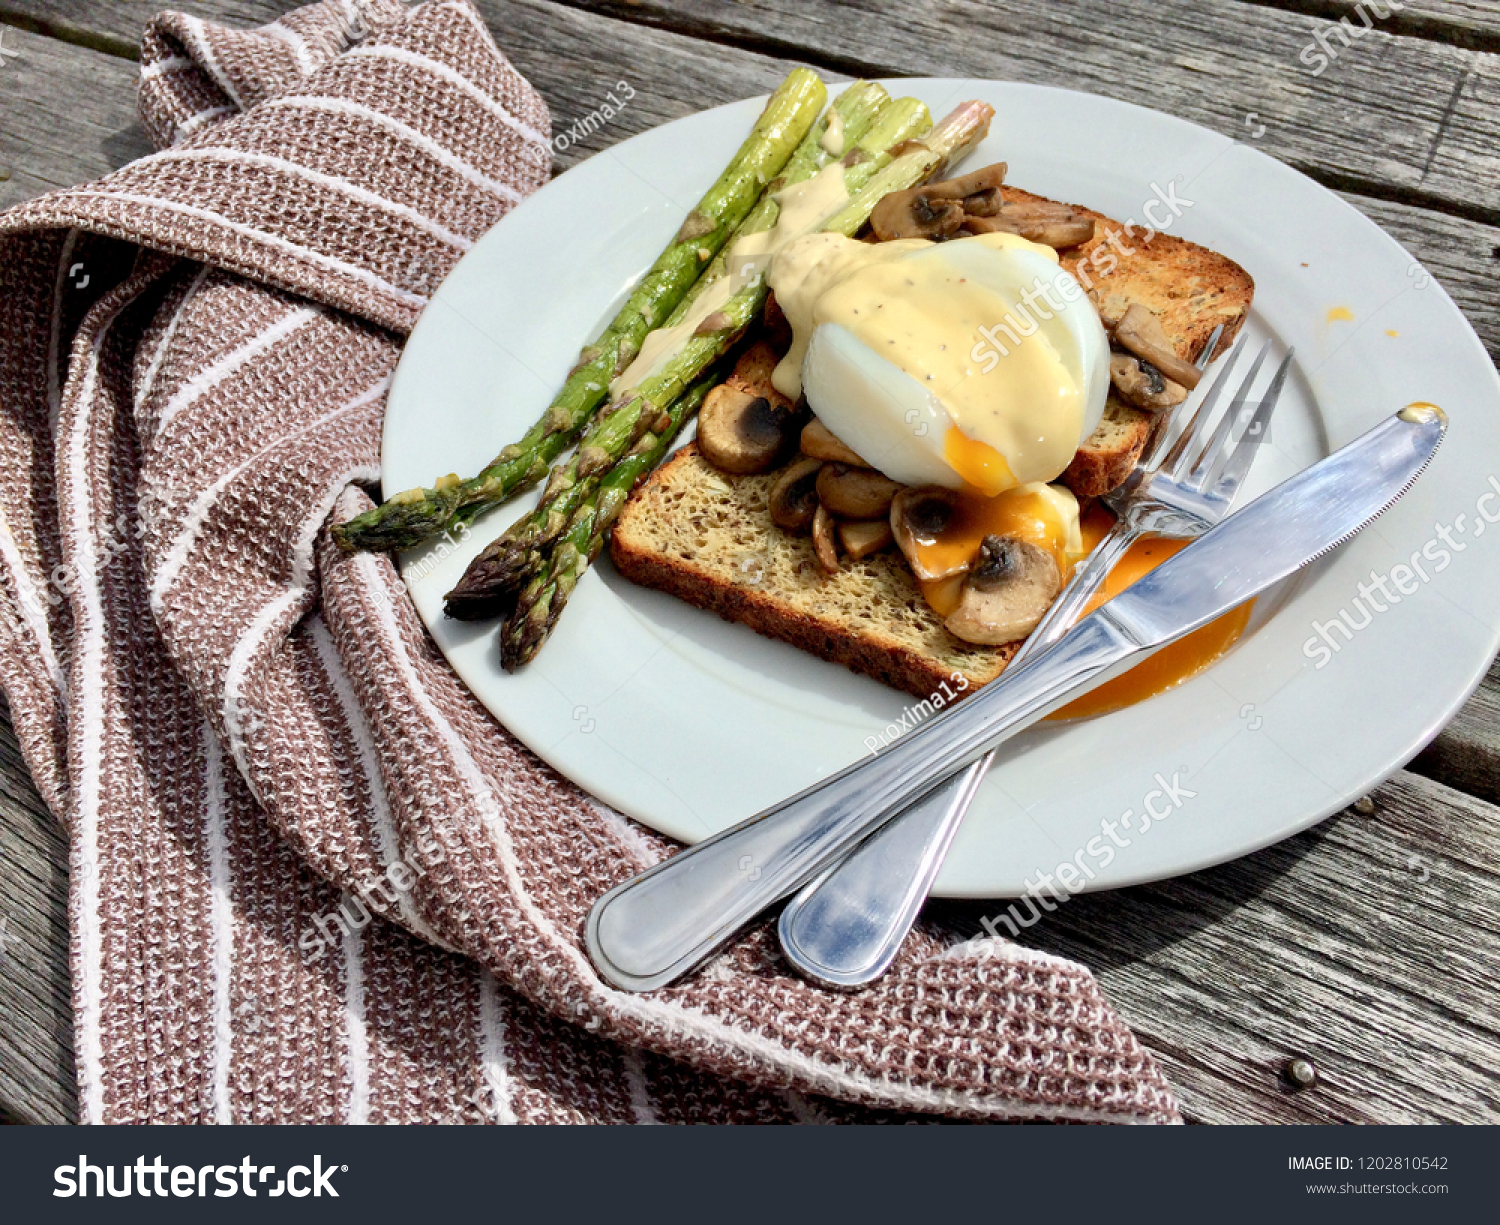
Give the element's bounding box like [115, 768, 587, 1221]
[1284, 1056, 1319, 1089]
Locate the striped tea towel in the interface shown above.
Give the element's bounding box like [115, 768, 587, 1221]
[0, 0, 1179, 1123]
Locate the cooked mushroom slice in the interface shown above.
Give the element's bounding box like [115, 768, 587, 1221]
[697, 384, 800, 474]
[815, 463, 903, 519]
[919, 163, 1008, 200]
[800, 418, 870, 466]
[1113, 304, 1203, 390]
[1109, 352, 1188, 412]
[957, 213, 1013, 237]
[768, 457, 823, 534]
[869, 187, 965, 241]
[964, 199, 1094, 250]
[812, 505, 841, 573]
[837, 518, 894, 561]
[962, 186, 1004, 216]
[889, 486, 967, 581]
[943, 535, 1062, 646]
[1007, 200, 1096, 249]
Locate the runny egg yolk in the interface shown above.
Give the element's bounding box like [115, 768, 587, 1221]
[916, 486, 1076, 619]
[1047, 506, 1253, 720]
[943, 427, 1015, 499]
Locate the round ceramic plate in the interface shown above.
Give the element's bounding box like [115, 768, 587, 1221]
[383, 79, 1500, 897]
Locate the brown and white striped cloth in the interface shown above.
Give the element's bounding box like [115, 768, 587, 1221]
[0, 0, 1180, 1123]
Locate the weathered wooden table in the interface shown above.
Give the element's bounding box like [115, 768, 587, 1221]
[2, 0, 1498, 1125]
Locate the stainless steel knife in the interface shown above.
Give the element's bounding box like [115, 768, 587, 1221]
[587, 404, 1447, 992]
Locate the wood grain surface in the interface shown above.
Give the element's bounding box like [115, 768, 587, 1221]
[0, 0, 1496, 1125]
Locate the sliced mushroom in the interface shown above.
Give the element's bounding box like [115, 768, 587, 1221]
[768, 457, 822, 534]
[800, 418, 870, 467]
[943, 535, 1062, 646]
[1113, 304, 1202, 390]
[1109, 352, 1187, 411]
[890, 486, 967, 582]
[837, 518, 894, 561]
[697, 384, 800, 474]
[957, 214, 1008, 236]
[812, 504, 840, 573]
[918, 163, 1008, 201]
[965, 199, 1096, 250]
[815, 464, 903, 519]
[962, 186, 1004, 217]
[869, 188, 966, 241]
[869, 164, 1010, 239]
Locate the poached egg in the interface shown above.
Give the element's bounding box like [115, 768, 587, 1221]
[768, 230, 1109, 497]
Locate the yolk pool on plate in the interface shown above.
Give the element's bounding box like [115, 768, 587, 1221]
[1047, 506, 1253, 720]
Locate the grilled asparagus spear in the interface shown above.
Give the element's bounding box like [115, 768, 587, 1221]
[496, 374, 715, 653]
[333, 68, 827, 553]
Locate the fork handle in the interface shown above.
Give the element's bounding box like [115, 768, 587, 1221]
[776, 519, 1143, 986]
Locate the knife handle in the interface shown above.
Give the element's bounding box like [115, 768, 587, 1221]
[586, 611, 1138, 991]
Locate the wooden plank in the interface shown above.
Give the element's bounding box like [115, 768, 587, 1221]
[0, 24, 151, 210]
[0, 703, 74, 1125]
[555, 0, 1499, 223]
[1240, 1, 1500, 52]
[10, 0, 1500, 226]
[28, 0, 1500, 59]
[0, 0, 812, 173]
[0, 0, 266, 51]
[939, 769, 1500, 1123]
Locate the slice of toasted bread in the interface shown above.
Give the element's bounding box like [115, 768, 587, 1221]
[612, 443, 1015, 698]
[611, 184, 1254, 696]
[1063, 392, 1155, 497]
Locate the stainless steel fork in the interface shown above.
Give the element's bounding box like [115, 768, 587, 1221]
[777, 332, 1295, 987]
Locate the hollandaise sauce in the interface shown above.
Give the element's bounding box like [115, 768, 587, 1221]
[768, 230, 1103, 492]
[611, 162, 860, 398]
[807, 235, 1083, 491]
[1048, 506, 1253, 720]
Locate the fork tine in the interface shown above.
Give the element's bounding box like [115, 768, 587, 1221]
[1207, 349, 1295, 497]
[1185, 339, 1272, 481]
[1156, 334, 1247, 476]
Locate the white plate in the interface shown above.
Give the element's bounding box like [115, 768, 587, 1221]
[383, 80, 1500, 897]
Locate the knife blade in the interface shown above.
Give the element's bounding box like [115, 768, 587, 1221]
[587, 404, 1447, 992]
